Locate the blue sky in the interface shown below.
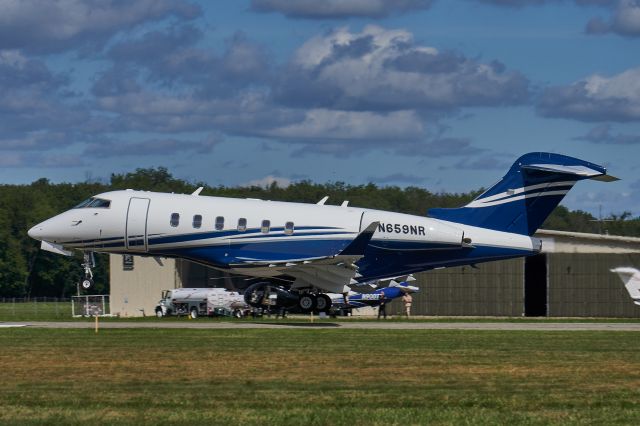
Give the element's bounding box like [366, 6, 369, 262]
[1, 0, 639, 216]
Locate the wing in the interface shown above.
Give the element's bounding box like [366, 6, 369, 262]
[236, 222, 378, 294]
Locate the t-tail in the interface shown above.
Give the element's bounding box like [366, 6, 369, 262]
[428, 152, 618, 236]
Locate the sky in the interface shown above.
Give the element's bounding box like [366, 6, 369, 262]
[0, 0, 639, 216]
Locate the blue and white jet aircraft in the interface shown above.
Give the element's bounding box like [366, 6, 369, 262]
[28, 152, 617, 313]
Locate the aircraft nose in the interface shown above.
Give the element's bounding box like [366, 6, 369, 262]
[28, 224, 45, 241]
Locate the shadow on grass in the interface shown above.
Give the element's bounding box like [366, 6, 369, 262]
[251, 322, 341, 327]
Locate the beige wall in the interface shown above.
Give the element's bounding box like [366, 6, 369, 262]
[110, 255, 177, 317]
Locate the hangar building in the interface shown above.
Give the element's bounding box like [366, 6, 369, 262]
[109, 230, 640, 318]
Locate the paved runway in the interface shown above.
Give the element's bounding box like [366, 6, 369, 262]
[2, 321, 640, 331]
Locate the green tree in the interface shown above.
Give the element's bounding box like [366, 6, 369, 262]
[2, 167, 639, 297]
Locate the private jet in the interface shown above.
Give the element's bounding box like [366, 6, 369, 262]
[28, 152, 617, 313]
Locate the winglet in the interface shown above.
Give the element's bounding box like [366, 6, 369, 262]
[317, 196, 329, 205]
[339, 222, 378, 256]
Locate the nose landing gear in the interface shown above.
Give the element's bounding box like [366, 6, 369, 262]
[80, 251, 95, 291]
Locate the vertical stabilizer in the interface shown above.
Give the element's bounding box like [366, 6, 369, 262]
[428, 152, 616, 236]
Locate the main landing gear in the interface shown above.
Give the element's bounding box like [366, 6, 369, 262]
[298, 293, 332, 314]
[80, 251, 95, 291]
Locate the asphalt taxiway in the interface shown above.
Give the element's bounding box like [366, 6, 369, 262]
[2, 321, 640, 331]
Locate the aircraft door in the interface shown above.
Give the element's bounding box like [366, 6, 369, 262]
[126, 198, 150, 251]
[360, 211, 379, 232]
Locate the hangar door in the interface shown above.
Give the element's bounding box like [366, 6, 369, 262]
[126, 198, 150, 251]
[524, 254, 548, 316]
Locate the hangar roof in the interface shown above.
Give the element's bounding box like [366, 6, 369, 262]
[535, 229, 640, 254]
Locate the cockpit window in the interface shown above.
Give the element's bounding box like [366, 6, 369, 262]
[73, 197, 111, 209]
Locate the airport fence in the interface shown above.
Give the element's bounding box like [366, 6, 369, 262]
[0, 297, 73, 320]
[71, 295, 111, 317]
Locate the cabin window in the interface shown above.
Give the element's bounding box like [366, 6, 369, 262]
[284, 221, 294, 235]
[215, 216, 225, 231]
[261, 219, 270, 234]
[170, 213, 180, 227]
[193, 215, 202, 229]
[237, 218, 247, 232]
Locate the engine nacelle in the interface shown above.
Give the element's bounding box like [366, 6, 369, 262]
[244, 282, 299, 309]
[368, 211, 467, 249]
[424, 219, 466, 247]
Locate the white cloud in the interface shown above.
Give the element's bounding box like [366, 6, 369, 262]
[276, 26, 529, 111]
[584, 68, 640, 101]
[264, 109, 425, 141]
[613, 0, 640, 35]
[0, 0, 201, 53]
[587, 0, 640, 37]
[538, 66, 640, 121]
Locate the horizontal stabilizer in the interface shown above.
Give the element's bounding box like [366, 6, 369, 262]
[522, 164, 618, 181]
[591, 174, 619, 182]
[388, 280, 420, 293]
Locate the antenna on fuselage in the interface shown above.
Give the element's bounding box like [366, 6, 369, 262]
[191, 187, 204, 196]
[316, 196, 329, 205]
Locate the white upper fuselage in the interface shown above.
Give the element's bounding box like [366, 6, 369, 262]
[28, 189, 541, 285]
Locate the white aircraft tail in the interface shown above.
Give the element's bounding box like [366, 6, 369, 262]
[388, 280, 419, 293]
[611, 267, 640, 306]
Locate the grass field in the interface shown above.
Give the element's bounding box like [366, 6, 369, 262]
[1, 328, 639, 425]
[0, 301, 72, 320]
[4, 300, 640, 323]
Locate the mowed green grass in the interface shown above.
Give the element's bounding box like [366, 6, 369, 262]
[1, 329, 639, 425]
[0, 301, 72, 320]
[3, 301, 640, 322]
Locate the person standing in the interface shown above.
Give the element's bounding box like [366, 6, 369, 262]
[402, 292, 413, 318]
[377, 292, 387, 319]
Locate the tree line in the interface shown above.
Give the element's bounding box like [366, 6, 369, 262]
[1, 167, 638, 298]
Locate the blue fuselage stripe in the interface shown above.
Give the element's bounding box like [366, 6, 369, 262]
[64, 229, 536, 282]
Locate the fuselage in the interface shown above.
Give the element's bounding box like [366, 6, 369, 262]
[28, 189, 541, 283]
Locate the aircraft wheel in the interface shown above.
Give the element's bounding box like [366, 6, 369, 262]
[81, 278, 93, 290]
[315, 294, 332, 313]
[298, 294, 317, 313]
[155, 309, 164, 318]
[190, 307, 198, 319]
